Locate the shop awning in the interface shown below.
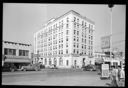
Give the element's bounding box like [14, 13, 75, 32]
[95, 58, 104, 64]
[5, 59, 31, 63]
[5, 58, 31, 63]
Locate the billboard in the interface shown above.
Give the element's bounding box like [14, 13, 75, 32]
[101, 64, 109, 78]
[101, 36, 110, 49]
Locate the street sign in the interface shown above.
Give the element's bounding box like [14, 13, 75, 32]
[101, 36, 110, 49]
[101, 64, 109, 78]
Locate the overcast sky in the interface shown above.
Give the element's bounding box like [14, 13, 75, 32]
[3, 3, 126, 52]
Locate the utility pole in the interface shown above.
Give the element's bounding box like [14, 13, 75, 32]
[108, 4, 114, 67]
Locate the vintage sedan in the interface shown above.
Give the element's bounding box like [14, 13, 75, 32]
[82, 64, 96, 71]
[21, 63, 41, 71]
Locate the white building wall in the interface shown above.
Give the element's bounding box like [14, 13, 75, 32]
[34, 10, 94, 68]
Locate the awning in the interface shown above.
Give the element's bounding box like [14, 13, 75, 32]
[95, 58, 104, 64]
[5, 58, 31, 63]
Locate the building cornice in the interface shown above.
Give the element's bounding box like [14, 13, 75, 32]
[41, 10, 95, 29]
[3, 40, 32, 46]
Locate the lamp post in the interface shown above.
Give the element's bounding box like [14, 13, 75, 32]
[108, 4, 114, 67]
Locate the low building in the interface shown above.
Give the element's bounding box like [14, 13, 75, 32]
[2, 40, 32, 69]
[94, 52, 106, 64]
[94, 51, 122, 68]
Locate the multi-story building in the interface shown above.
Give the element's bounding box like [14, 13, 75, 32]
[2, 40, 32, 69]
[34, 10, 95, 68]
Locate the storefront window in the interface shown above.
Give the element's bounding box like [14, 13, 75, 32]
[45, 58, 47, 65]
[4, 48, 8, 55]
[49, 58, 51, 65]
[66, 60, 69, 66]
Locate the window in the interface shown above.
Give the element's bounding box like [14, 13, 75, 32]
[66, 43, 68, 47]
[59, 57, 63, 66]
[61, 20, 63, 25]
[74, 30, 76, 34]
[74, 49, 75, 53]
[77, 31, 79, 36]
[89, 29, 91, 34]
[89, 35, 90, 39]
[77, 23, 79, 28]
[82, 38, 84, 42]
[9, 49, 13, 55]
[66, 37, 68, 41]
[74, 17, 76, 22]
[49, 58, 51, 65]
[88, 46, 90, 49]
[74, 37, 76, 41]
[91, 36, 93, 40]
[77, 43, 79, 48]
[82, 51, 84, 55]
[6, 48, 16, 55]
[66, 49, 68, 54]
[45, 58, 47, 65]
[77, 18, 79, 23]
[66, 23, 69, 28]
[66, 60, 69, 66]
[67, 17, 69, 22]
[85, 45, 86, 49]
[61, 50, 63, 54]
[4, 48, 8, 55]
[77, 50, 79, 54]
[85, 22, 86, 27]
[91, 41, 93, 45]
[91, 46, 93, 50]
[85, 39, 86, 43]
[19, 50, 29, 56]
[54, 58, 57, 65]
[74, 23, 76, 28]
[74, 43, 75, 47]
[82, 45, 84, 49]
[82, 21, 84, 26]
[19, 50, 22, 56]
[77, 37, 79, 42]
[66, 30, 69, 35]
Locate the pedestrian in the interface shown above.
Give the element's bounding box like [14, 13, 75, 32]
[110, 66, 118, 87]
[117, 66, 125, 87]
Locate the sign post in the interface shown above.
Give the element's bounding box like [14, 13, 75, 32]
[101, 64, 109, 78]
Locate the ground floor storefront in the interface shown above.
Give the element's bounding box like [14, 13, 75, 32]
[37, 55, 95, 68]
[2, 56, 31, 72]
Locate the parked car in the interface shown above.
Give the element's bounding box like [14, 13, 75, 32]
[82, 64, 96, 71]
[40, 64, 45, 69]
[49, 64, 58, 69]
[2, 63, 17, 72]
[21, 63, 41, 71]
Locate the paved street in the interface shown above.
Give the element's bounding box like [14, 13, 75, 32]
[2, 69, 111, 86]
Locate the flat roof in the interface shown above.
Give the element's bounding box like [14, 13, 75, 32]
[42, 10, 95, 28]
[3, 40, 32, 46]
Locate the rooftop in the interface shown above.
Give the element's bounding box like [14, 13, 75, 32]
[3, 40, 32, 46]
[42, 10, 95, 28]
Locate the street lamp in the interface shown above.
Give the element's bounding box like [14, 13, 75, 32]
[108, 4, 114, 66]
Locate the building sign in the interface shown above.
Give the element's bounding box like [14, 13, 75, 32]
[101, 64, 109, 78]
[101, 36, 110, 49]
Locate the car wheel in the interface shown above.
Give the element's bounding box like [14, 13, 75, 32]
[11, 68, 15, 72]
[23, 69, 26, 71]
[35, 68, 38, 71]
